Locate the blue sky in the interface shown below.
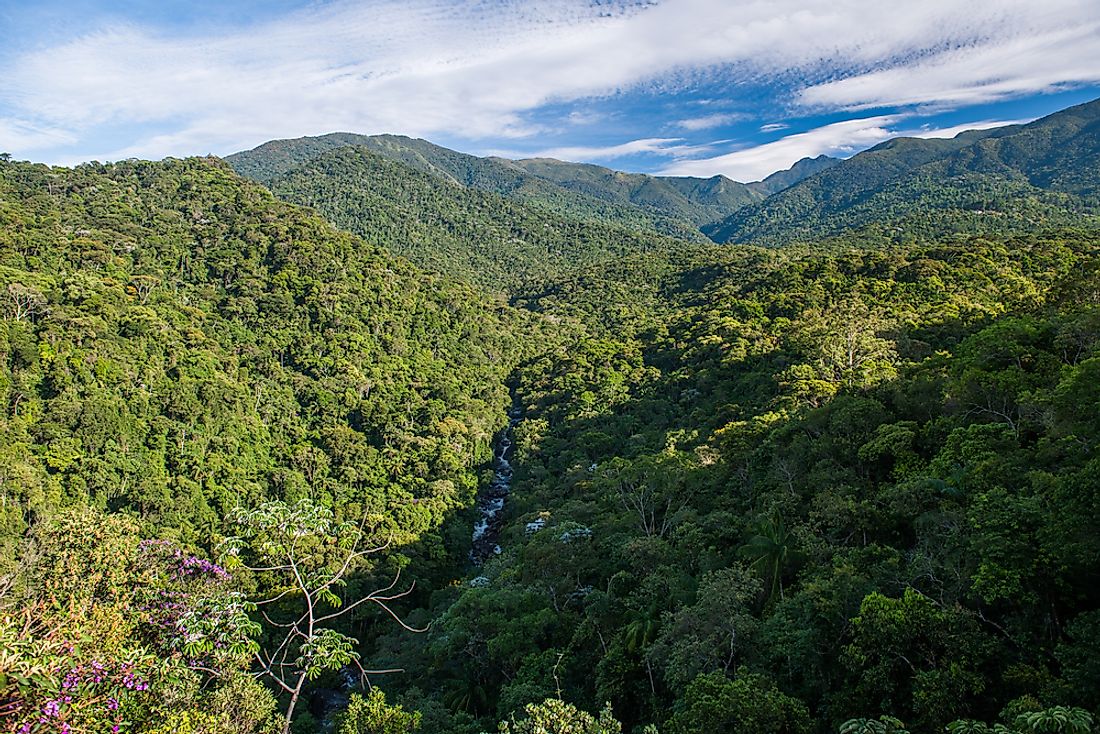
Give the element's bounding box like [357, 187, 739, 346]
[2, 0, 1099, 182]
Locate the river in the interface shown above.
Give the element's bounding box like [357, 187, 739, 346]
[469, 405, 522, 565]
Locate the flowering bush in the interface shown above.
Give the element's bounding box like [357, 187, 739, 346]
[134, 539, 260, 675]
[0, 614, 173, 733]
[1, 509, 273, 734]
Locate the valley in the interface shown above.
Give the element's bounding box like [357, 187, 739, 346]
[2, 97, 1100, 734]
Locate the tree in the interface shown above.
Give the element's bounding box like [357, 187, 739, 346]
[336, 688, 421, 734]
[651, 567, 761, 689]
[222, 499, 424, 734]
[839, 716, 910, 734]
[844, 589, 990, 730]
[597, 454, 695, 539]
[498, 698, 627, 734]
[665, 671, 811, 734]
[739, 512, 797, 602]
[946, 707, 1094, 734]
[3, 283, 46, 323]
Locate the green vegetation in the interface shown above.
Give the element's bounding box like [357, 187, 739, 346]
[364, 230, 1100, 734]
[228, 133, 841, 246]
[706, 99, 1100, 246]
[4, 98, 1100, 734]
[229, 134, 709, 242]
[0, 154, 539, 731]
[267, 146, 687, 290]
[501, 158, 761, 227]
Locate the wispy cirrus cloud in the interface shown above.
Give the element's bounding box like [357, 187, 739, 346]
[677, 113, 747, 131]
[799, 22, 1100, 111]
[499, 137, 723, 162]
[905, 118, 1034, 140]
[0, 118, 76, 152]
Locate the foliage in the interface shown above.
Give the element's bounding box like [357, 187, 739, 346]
[266, 146, 690, 290]
[0, 508, 277, 733]
[336, 689, 421, 734]
[367, 228, 1100, 733]
[224, 499, 422, 734]
[664, 672, 811, 734]
[497, 698, 623, 734]
[7, 102, 1100, 734]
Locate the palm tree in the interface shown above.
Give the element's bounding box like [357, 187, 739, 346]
[739, 511, 796, 602]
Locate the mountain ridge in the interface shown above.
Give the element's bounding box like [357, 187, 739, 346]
[705, 98, 1100, 245]
[227, 133, 839, 238]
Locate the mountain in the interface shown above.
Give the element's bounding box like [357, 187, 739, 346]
[228, 134, 851, 245]
[228, 133, 709, 241]
[706, 98, 1100, 245]
[746, 154, 840, 196]
[266, 145, 689, 290]
[10, 98, 1100, 734]
[500, 156, 763, 226]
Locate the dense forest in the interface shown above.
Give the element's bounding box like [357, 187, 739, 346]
[227, 134, 709, 243]
[265, 146, 686, 291]
[2, 98, 1100, 734]
[705, 99, 1100, 246]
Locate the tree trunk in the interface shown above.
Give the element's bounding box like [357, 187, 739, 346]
[283, 673, 307, 734]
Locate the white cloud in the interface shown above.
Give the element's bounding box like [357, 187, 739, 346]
[659, 116, 900, 181]
[0, 0, 1097, 162]
[759, 123, 789, 133]
[0, 118, 76, 154]
[659, 115, 1028, 181]
[800, 22, 1100, 110]
[492, 137, 723, 162]
[903, 118, 1033, 140]
[677, 113, 746, 131]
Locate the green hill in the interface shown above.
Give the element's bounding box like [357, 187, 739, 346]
[502, 156, 763, 226]
[266, 145, 690, 290]
[228, 133, 848, 245]
[706, 99, 1100, 245]
[746, 154, 840, 196]
[228, 133, 708, 241]
[0, 155, 533, 546]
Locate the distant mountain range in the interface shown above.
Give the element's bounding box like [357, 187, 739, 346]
[706, 98, 1100, 245]
[227, 133, 837, 238]
[228, 97, 1100, 260]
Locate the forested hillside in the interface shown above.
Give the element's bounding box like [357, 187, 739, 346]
[266, 146, 687, 290]
[0, 155, 539, 542]
[232, 102, 1100, 255]
[228, 133, 840, 243]
[349, 227, 1100, 734]
[228, 134, 709, 242]
[0, 154, 566, 732]
[3, 99, 1100, 734]
[498, 158, 762, 226]
[707, 100, 1100, 245]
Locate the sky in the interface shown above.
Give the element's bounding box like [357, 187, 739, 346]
[1, 0, 1099, 182]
